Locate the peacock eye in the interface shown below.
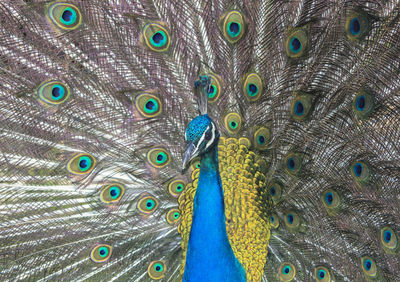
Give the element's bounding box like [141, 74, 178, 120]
[168, 179, 186, 197]
[166, 208, 180, 224]
[284, 210, 301, 232]
[138, 195, 158, 214]
[243, 73, 263, 102]
[284, 152, 302, 175]
[361, 256, 377, 278]
[352, 90, 374, 119]
[38, 81, 71, 105]
[90, 244, 112, 263]
[268, 181, 282, 204]
[67, 153, 96, 175]
[286, 27, 309, 58]
[290, 92, 313, 121]
[135, 93, 162, 118]
[47, 3, 82, 30]
[221, 10, 246, 43]
[278, 262, 296, 281]
[380, 226, 398, 252]
[253, 127, 270, 150]
[345, 11, 371, 42]
[314, 266, 331, 281]
[270, 214, 280, 228]
[143, 23, 170, 52]
[350, 161, 370, 184]
[100, 184, 125, 203]
[224, 112, 242, 135]
[147, 148, 171, 168]
[148, 260, 166, 279]
[205, 74, 222, 103]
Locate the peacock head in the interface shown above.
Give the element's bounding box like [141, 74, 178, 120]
[182, 76, 220, 172]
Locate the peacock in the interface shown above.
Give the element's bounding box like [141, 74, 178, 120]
[0, 0, 399, 281]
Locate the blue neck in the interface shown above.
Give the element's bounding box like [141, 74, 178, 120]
[183, 145, 246, 282]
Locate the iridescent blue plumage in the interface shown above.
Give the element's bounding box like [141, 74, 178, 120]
[183, 145, 245, 281]
[182, 85, 245, 280]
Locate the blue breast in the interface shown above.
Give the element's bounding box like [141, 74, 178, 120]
[183, 148, 246, 282]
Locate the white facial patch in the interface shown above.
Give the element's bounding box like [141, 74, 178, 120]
[206, 122, 216, 148]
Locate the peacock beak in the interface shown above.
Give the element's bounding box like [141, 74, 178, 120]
[182, 142, 198, 173]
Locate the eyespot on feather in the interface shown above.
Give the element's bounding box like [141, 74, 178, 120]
[268, 181, 282, 204]
[135, 93, 162, 118]
[168, 179, 186, 197]
[270, 214, 280, 229]
[352, 90, 374, 120]
[253, 127, 270, 150]
[148, 260, 166, 280]
[90, 244, 112, 263]
[38, 81, 71, 105]
[345, 11, 371, 42]
[67, 153, 96, 175]
[224, 113, 242, 135]
[321, 189, 340, 210]
[380, 226, 398, 252]
[285, 27, 309, 58]
[290, 93, 313, 121]
[143, 23, 170, 52]
[47, 2, 82, 30]
[314, 266, 332, 282]
[284, 210, 301, 231]
[166, 208, 180, 224]
[147, 148, 171, 168]
[278, 262, 296, 281]
[350, 161, 371, 184]
[205, 74, 222, 103]
[138, 195, 158, 214]
[284, 152, 302, 175]
[220, 10, 246, 43]
[190, 157, 201, 171]
[361, 256, 377, 278]
[243, 73, 262, 102]
[100, 184, 125, 203]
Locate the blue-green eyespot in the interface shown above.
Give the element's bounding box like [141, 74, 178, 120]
[138, 195, 158, 214]
[350, 161, 371, 184]
[135, 93, 162, 118]
[100, 184, 125, 203]
[67, 153, 96, 175]
[224, 113, 242, 135]
[345, 11, 371, 42]
[278, 262, 295, 281]
[243, 73, 262, 102]
[220, 10, 246, 43]
[286, 27, 309, 58]
[143, 23, 170, 52]
[166, 208, 180, 224]
[147, 148, 171, 168]
[284, 152, 302, 175]
[90, 244, 112, 263]
[253, 127, 270, 150]
[352, 90, 374, 120]
[290, 92, 313, 121]
[147, 260, 166, 279]
[380, 226, 398, 253]
[314, 266, 332, 282]
[38, 81, 71, 105]
[206, 74, 222, 103]
[361, 256, 377, 278]
[168, 179, 186, 197]
[47, 3, 82, 30]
